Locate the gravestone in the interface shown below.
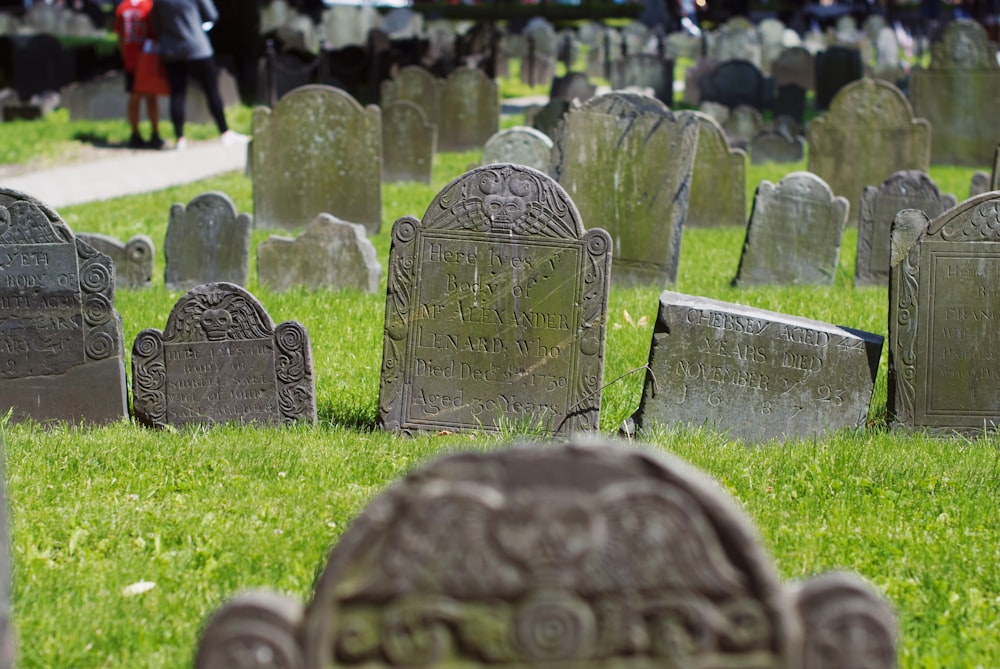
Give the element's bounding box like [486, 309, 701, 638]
[437, 68, 499, 152]
[856, 170, 955, 286]
[732, 172, 849, 286]
[910, 19, 1000, 166]
[379, 164, 611, 435]
[968, 146, 1000, 197]
[621, 20, 652, 55]
[773, 83, 806, 124]
[521, 18, 558, 87]
[554, 92, 699, 286]
[257, 213, 381, 293]
[380, 8, 422, 38]
[549, 71, 596, 102]
[0, 188, 128, 425]
[0, 435, 11, 669]
[193, 438, 900, 669]
[803, 28, 828, 54]
[164, 192, 252, 290]
[759, 18, 786, 74]
[253, 85, 382, 233]
[813, 46, 863, 110]
[630, 291, 883, 442]
[381, 100, 435, 185]
[772, 46, 815, 91]
[321, 5, 377, 49]
[610, 53, 674, 105]
[699, 59, 771, 111]
[380, 65, 441, 129]
[481, 126, 553, 174]
[0, 33, 75, 102]
[526, 97, 570, 139]
[664, 30, 700, 60]
[132, 282, 316, 428]
[750, 130, 805, 164]
[872, 26, 903, 81]
[683, 57, 719, 106]
[698, 100, 730, 125]
[708, 16, 761, 67]
[687, 112, 747, 228]
[76, 233, 154, 290]
[808, 78, 930, 216]
[889, 192, 1000, 434]
[721, 104, 763, 147]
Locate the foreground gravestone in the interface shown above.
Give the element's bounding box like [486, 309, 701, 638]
[554, 93, 699, 286]
[889, 193, 1000, 434]
[164, 192, 251, 290]
[856, 171, 956, 286]
[381, 100, 435, 185]
[437, 68, 499, 152]
[0, 188, 128, 425]
[379, 164, 611, 435]
[687, 112, 747, 228]
[481, 126, 553, 174]
[76, 233, 153, 289]
[253, 85, 382, 233]
[132, 282, 316, 428]
[630, 291, 882, 442]
[733, 172, 849, 286]
[193, 438, 899, 669]
[257, 213, 381, 293]
[0, 437, 11, 669]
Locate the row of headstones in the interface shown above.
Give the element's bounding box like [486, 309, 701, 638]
[0, 5, 100, 38]
[260, 0, 424, 52]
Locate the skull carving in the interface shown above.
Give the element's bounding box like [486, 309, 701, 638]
[201, 308, 231, 341]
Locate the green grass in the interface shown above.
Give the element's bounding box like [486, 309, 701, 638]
[1, 109, 999, 668]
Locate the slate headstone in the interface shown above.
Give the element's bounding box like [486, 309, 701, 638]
[437, 68, 499, 152]
[0, 33, 75, 102]
[0, 188, 128, 426]
[481, 126, 553, 174]
[379, 164, 611, 435]
[132, 282, 316, 428]
[381, 100, 435, 185]
[75, 233, 154, 289]
[526, 97, 570, 139]
[699, 59, 771, 111]
[612, 54, 674, 106]
[380, 65, 441, 129]
[772, 46, 815, 91]
[687, 112, 747, 228]
[750, 130, 805, 164]
[813, 45, 863, 110]
[732, 171, 849, 286]
[164, 192, 251, 291]
[549, 71, 596, 102]
[773, 82, 806, 124]
[631, 291, 883, 442]
[520, 18, 557, 87]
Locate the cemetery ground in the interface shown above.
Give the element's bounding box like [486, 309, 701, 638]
[0, 110, 998, 667]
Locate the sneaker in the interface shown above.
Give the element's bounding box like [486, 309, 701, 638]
[174, 137, 188, 151]
[147, 134, 165, 151]
[127, 131, 144, 149]
[220, 129, 248, 146]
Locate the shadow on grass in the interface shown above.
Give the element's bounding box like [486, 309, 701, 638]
[318, 402, 379, 432]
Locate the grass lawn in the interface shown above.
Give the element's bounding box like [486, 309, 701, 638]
[0, 103, 998, 668]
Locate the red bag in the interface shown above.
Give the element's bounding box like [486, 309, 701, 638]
[134, 39, 170, 96]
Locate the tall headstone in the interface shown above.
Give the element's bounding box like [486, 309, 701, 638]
[813, 46, 863, 110]
[164, 192, 252, 291]
[610, 53, 674, 105]
[687, 112, 747, 228]
[321, 5, 377, 49]
[437, 68, 499, 152]
[554, 93, 699, 286]
[683, 57, 719, 106]
[481, 126, 553, 174]
[253, 85, 382, 233]
[521, 18, 558, 87]
[380, 65, 440, 129]
[910, 19, 1000, 166]
[732, 172, 849, 286]
[699, 59, 771, 111]
[855, 170, 956, 286]
[75, 233, 154, 290]
[0, 188, 128, 425]
[526, 98, 570, 139]
[721, 104, 763, 147]
[132, 282, 316, 428]
[708, 16, 762, 67]
[381, 100, 436, 185]
[631, 291, 883, 442]
[772, 46, 815, 91]
[379, 164, 611, 435]
[889, 193, 1000, 434]
[759, 18, 786, 74]
[808, 78, 930, 215]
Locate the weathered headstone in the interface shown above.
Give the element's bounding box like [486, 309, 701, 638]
[814, 45, 862, 110]
[381, 100, 435, 185]
[380, 8, 422, 38]
[773, 82, 806, 124]
[872, 26, 903, 82]
[554, 92, 699, 286]
[772, 45, 815, 91]
[132, 282, 316, 428]
[381, 65, 441, 129]
[889, 192, 1000, 434]
[437, 68, 499, 152]
[699, 59, 772, 111]
[687, 112, 747, 228]
[856, 170, 956, 286]
[721, 103, 763, 147]
[808, 78, 930, 215]
[0, 33, 75, 102]
[732, 171, 849, 286]
[481, 126, 553, 174]
[698, 100, 730, 125]
[258, 213, 381, 293]
[610, 53, 674, 105]
[521, 18, 558, 87]
[968, 146, 1000, 197]
[164, 192, 251, 291]
[910, 19, 1000, 166]
[193, 438, 899, 669]
[321, 4, 377, 50]
[253, 85, 382, 233]
[750, 130, 805, 164]
[631, 291, 883, 442]
[759, 17, 786, 74]
[76, 233, 154, 290]
[526, 97, 570, 139]
[683, 57, 719, 106]
[379, 164, 611, 435]
[708, 16, 761, 67]
[0, 188, 128, 425]
[549, 71, 596, 103]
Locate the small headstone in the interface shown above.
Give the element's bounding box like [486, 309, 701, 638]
[549, 71, 596, 103]
[132, 282, 316, 428]
[698, 100, 730, 125]
[380, 65, 441, 129]
[814, 45, 863, 110]
[257, 213, 381, 293]
[750, 130, 806, 164]
[721, 103, 763, 147]
[631, 291, 883, 442]
[699, 59, 772, 111]
[381, 100, 435, 185]
[889, 192, 1000, 434]
[621, 20, 652, 55]
[969, 172, 991, 198]
[437, 68, 499, 152]
[76, 233, 154, 289]
[526, 97, 570, 139]
[164, 192, 252, 290]
[683, 57, 719, 106]
[380, 8, 421, 38]
[855, 170, 955, 286]
[664, 30, 700, 60]
[687, 112, 747, 228]
[481, 126, 553, 174]
[773, 82, 806, 124]
[0, 188, 128, 425]
[708, 16, 762, 67]
[772, 45, 815, 90]
[610, 53, 674, 105]
[379, 164, 611, 435]
[732, 171, 849, 286]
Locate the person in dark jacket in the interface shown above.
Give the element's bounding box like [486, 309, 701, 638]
[149, 0, 246, 149]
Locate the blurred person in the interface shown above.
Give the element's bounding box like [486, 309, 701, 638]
[115, 0, 164, 148]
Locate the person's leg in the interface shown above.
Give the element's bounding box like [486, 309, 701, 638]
[164, 60, 188, 147]
[125, 72, 144, 147]
[144, 94, 163, 149]
[187, 57, 229, 134]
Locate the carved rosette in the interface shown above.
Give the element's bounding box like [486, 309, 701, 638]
[131, 329, 167, 427]
[77, 238, 120, 362]
[274, 321, 316, 424]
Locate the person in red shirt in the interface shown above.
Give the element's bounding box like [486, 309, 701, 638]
[115, 0, 164, 149]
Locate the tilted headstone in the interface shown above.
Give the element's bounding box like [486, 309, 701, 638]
[0, 188, 128, 425]
[554, 92, 699, 286]
[772, 46, 815, 91]
[193, 438, 899, 669]
[699, 59, 772, 111]
[76, 233, 154, 289]
[132, 282, 316, 428]
[381, 100, 436, 185]
[437, 68, 499, 152]
[630, 291, 883, 442]
[164, 192, 251, 291]
[380, 65, 441, 129]
[686, 112, 747, 228]
[379, 164, 611, 435]
[856, 170, 956, 287]
[813, 45, 862, 110]
[253, 85, 382, 233]
[610, 53, 674, 106]
[750, 130, 805, 164]
[549, 71, 596, 103]
[481, 126, 553, 175]
[888, 193, 1000, 434]
[910, 19, 1000, 166]
[732, 171, 849, 286]
[708, 16, 761, 67]
[258, 213, 381, 293]
[808, 78, 930, 216]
